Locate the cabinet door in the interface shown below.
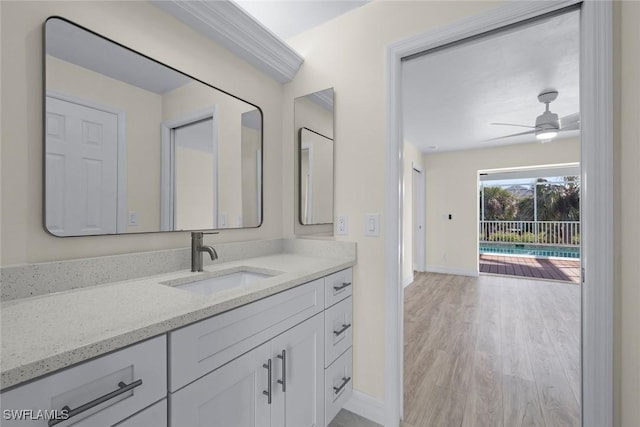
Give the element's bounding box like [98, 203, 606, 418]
[271, 313, 324, 427]
[170, 342, 271, 427]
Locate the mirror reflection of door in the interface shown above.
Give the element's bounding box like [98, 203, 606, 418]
[300, 145, 312, 223]
[172, 117, 217, 230]
[298, 128, 333, 225]
[45, 94, 125, 236]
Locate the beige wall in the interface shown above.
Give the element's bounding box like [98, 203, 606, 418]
[0, 0, 283, 265]
[285, 0, 500, 399]
[615, 2, 640, 427]
[423, 138, 580, 274]
[46, 56, 163, 233]
[175, 146, 214, 230]
[402, 141, 424, 285]
[293, 94, 334, 236]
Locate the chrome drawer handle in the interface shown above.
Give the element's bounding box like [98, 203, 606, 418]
[333, 376, 351, 395]
[48, 379, 143, 426]
[277, 349, 286, 392]
[333, 282, 351, 292]
[262, 359, 272, 404]
[333, 323, 352, 337]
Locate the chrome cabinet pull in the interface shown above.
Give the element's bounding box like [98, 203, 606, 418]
[333, 282, 351, 292]
[333, 323, 352, 337]
[48, 379, 143, 426]
[333, 376, 351, 395]
[277, 349, 286, 392]
[262, 359, 272, 404]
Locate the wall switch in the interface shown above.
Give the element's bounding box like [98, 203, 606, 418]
[336, 215, 348, 235]
[364, 213, 380, 236]
[127, 211, 138, 226]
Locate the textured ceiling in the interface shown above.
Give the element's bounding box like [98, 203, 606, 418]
[234, 0, 370, 39]
[402, 9, 580, 153]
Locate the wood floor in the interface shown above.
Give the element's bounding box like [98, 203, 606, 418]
[403, 272, 581, 427]
[479, 254, 581, 283]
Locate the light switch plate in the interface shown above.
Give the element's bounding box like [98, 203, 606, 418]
[364, 213, 380, 236]
[336, 215, 348, 235]
[127, 211, 138, 226]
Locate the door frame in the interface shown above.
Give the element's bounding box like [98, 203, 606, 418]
[46, 90, 128, 233]
[160, 106, 219, 231]
[384, 2, 613, 427]
[411, 163, 425, 274]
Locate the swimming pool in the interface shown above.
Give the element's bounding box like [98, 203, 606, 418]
[480, 244, 580, 259]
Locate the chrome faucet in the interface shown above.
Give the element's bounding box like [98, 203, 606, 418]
[191, 231, 219, 272]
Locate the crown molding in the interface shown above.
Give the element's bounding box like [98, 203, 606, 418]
[152, 0, 304, 84]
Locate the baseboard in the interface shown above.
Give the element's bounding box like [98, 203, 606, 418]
[343, 390, 385, 425]
[425, 265, 479, 277]
[402, 274, 414, 288]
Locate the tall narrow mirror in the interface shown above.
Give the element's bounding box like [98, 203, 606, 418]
[295, 89, 334, 226]
[44, 18, 262, 236]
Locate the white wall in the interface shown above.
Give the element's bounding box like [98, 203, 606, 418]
[284, 0, 500, 400]
[423, 138, 580, 275]
[402, 141, 424, 286]
[0, 0, 283, 265]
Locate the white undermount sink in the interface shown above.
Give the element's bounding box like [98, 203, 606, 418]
[172, 270, 272, 295]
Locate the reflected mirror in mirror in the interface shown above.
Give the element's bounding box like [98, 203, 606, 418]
[295, 89, 334, 226]
[44, 18, 262, 236]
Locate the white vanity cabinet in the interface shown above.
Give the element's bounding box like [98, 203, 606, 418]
[169, 267, 354, 427]
[0, 336, 166, 427]
[170, 313, 324, 427]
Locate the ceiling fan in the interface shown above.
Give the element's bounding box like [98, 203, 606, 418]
[488, 90, 580, 142]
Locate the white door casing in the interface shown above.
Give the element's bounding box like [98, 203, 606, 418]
[160, 106, 218, 231]
[412, 164, 425, 273]
[45, 94, 124, 235]
[385, 2, 613, 427]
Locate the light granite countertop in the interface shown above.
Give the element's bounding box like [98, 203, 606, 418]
[0, 253, 355, 390]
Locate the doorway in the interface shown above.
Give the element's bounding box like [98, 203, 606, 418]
[387, 2, 613, 427]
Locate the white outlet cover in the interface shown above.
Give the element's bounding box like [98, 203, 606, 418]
[336, 215, 348, 235]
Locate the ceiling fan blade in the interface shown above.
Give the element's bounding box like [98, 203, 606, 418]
[489, 122, 537, 129]
[560, 112, 580, 126]
[560, 122, 580, 131]
[486, 129, 537, 141]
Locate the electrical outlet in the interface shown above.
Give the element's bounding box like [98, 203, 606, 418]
[336, 215, 348, 235]
[127, 211, 138, 226]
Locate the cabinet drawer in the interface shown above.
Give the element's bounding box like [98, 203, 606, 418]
[324, 268, 352, 308]
[169, 278, 324, 392]
[324, 296, 353, 367]
[114, 399, 166, 427]
[0, 336, 166, 427]
[324, 347, 353, 426]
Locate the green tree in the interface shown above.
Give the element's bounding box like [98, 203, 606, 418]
[481, 186, 518, 220]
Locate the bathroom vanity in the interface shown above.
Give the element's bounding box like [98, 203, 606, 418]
[0, 243, 355, 427]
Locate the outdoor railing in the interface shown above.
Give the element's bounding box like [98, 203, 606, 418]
[479, 220, 580, 246]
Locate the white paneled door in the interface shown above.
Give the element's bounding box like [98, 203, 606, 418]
[46, 96, 119, 235]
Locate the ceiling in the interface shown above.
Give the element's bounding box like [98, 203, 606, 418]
[234, 0, 370, 39]
[47, 18, 191, 95]
[402, 9, 580, 154]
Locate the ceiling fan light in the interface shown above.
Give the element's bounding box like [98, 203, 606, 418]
[536, 130, 558, 140]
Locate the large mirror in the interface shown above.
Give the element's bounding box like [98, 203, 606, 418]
[295, 89, 334, 226]
[44, 18, 262, 236]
